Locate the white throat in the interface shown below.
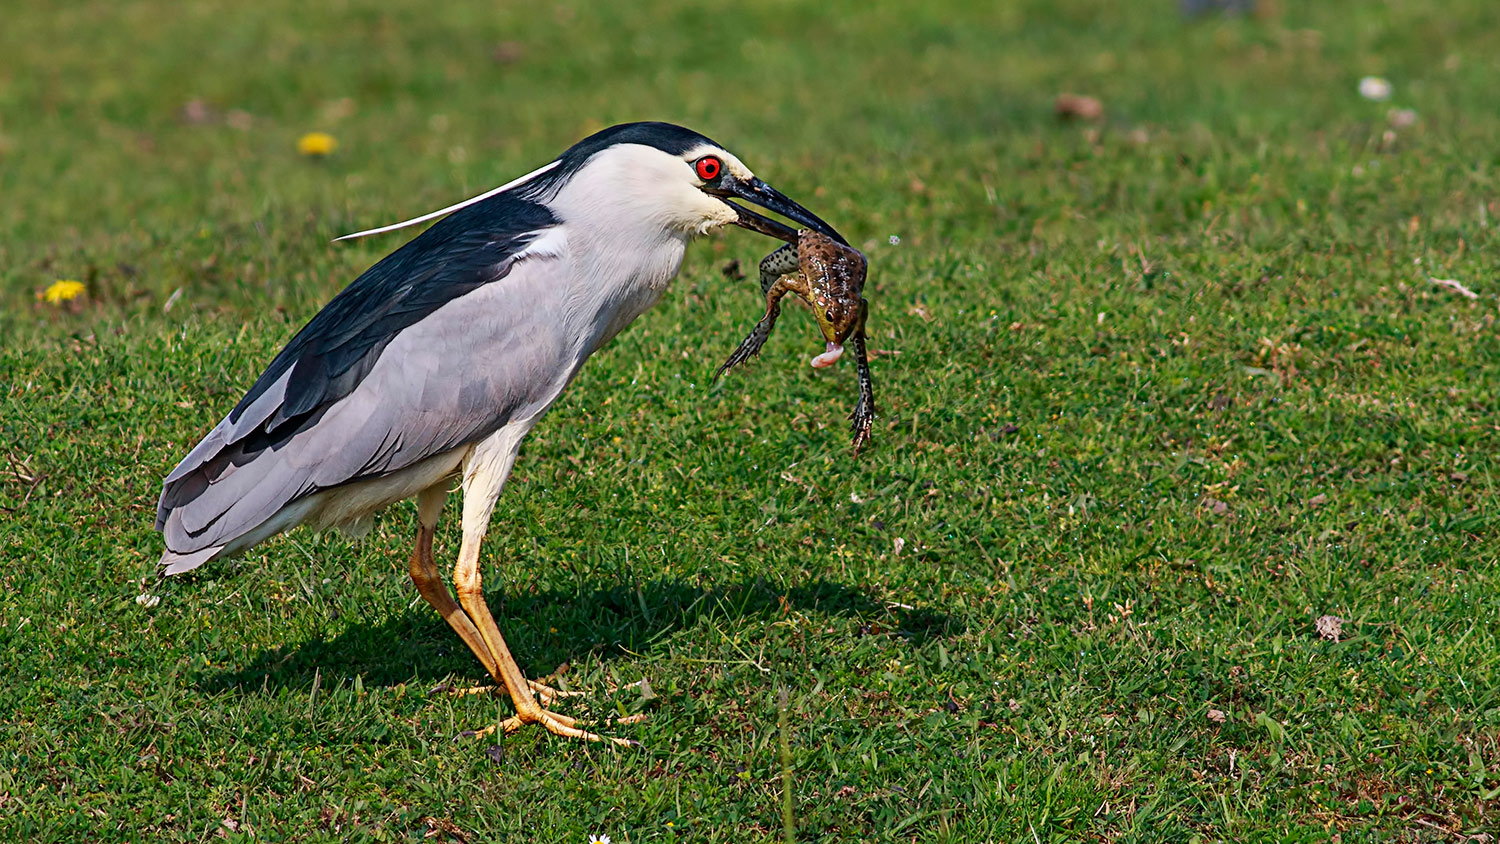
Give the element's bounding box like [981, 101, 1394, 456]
[545, 145, 721, 354]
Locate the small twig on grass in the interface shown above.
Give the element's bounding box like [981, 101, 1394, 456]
[1411, 817, 1462, 840]
[1430, 277, 1479, 299]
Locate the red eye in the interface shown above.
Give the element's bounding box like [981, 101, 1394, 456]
[695, 156, 722, 181]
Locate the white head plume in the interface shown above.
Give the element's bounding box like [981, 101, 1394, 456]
[334, 159, 562, 242]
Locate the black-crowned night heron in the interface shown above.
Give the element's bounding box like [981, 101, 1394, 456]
[156, 122, 846, 747]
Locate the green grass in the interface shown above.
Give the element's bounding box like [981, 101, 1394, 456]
[3, 0, 1499, 840]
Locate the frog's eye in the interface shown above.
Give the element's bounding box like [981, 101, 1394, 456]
[694, 156, 722, 181]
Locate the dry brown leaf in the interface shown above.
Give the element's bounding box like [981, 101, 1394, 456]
[1315, 615, 1343, 642]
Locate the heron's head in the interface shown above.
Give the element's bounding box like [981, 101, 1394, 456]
[545, 122, 846, 246]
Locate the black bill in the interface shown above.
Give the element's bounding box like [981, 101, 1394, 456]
[711, 178, 848, 246]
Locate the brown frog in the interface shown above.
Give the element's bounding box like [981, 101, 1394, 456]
[716, 229, 877, 452]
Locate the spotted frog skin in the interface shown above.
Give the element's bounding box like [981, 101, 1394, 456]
[716, 229, 877, 452]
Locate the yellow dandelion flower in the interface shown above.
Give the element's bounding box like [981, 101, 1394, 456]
[42, 280, 86, 304]
[297, 132, 338, 157]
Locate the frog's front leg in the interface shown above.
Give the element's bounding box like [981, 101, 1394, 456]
[716, 280, 792, 379]
[757, 243, 800, 295]
[849, 301, 876, 453]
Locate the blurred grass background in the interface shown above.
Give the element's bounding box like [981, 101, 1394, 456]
[2, 0, 1498, 841]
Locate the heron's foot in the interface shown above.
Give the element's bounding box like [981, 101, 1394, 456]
[527, 679, 589, 706]
[530, 666, 648, 700]
[434, 679, 596, 707]
[502, 709, 647, 748]
[462, 709, 643, 748]
[437, 684, 499, 698]
[441, 675, 646, 710]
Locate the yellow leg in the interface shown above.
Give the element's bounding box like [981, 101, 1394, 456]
[410, 485, 592, 708]
[453, 431, 637, 748]
[406, 486, 506, 682]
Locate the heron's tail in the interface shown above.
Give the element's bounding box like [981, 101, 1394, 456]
[159, 545, 223, 576]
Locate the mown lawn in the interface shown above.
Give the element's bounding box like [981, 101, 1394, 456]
[2, 0, 1498, 840]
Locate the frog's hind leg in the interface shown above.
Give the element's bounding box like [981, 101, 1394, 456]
[714, 246, 797, 379]
[849, 328, 877, 453]
[716, 297, 784, 379]
[757, 243, 800, 295]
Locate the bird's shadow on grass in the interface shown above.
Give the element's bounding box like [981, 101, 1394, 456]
[201, 576, 961, 694]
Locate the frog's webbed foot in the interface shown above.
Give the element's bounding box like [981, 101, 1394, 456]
[758, 243, 800, 295]
[849, 329, 877, 454]
[716, 301, 783, 380]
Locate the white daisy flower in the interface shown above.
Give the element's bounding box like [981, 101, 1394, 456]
[1358, 76, 1392, 101]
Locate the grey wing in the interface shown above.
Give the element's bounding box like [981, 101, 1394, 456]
[157, 257, 574, 571]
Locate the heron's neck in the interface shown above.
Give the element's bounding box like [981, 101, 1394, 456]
[554, 221, 690, 357]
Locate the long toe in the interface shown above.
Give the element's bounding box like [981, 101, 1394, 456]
[527, 679, 588, 706]
[498, 709, 639, 748]
[438, 684, 501, 698]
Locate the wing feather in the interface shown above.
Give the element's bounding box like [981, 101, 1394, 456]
[157, 193, 568, 561]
